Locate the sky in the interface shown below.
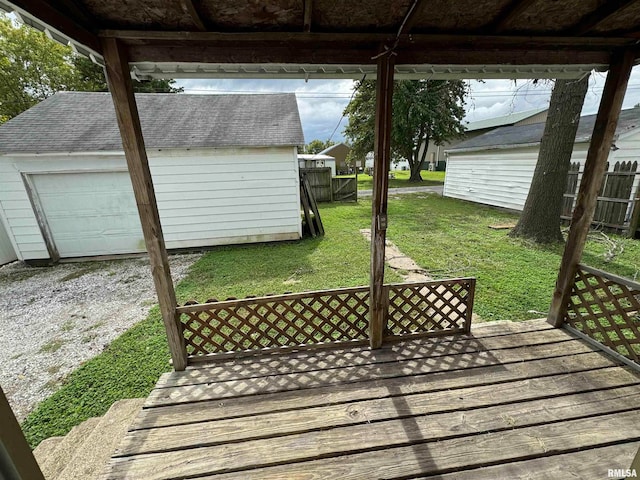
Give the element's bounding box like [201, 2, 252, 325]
[175, 65, 640, 145]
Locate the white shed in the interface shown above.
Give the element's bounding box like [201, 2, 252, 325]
[444, 107, 640, 212]
[298, 154, 336, 176]
[0, 217, 17, 266]
[0, 92, 304, 262]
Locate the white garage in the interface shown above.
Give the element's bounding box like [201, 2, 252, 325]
[0, 218, 17, 266]
[0, 92, 304, 262]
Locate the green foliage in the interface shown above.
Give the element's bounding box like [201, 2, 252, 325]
[0, 15, 77, 122]
[302, 139, 336, 154]
[343, 80, 468, 180]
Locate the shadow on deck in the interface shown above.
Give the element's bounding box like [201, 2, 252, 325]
[102, 319, 640, 479]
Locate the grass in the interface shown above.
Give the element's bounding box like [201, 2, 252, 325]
[21, 204, 402, 448]
[20, 193, 640, 447]
[354, 170, 445, 190]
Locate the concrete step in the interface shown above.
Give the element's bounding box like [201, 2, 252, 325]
[57, 398, 145, 480]
[32, 436, 64, 467]
[37, 416, 101, 480]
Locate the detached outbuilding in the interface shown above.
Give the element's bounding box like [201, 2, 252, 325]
[0, 92, 304, 262]
[444, 106, 640, 214]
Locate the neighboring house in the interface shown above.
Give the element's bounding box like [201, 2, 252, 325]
[319, 143, 352, 174]
[419, 107, 548, 171]
[0, 218, 17, 266]
[444, 106, 640, 213]
[0, 92, 304, 262]
[298, 154, 336, 176]
[363, 153, 409, 173]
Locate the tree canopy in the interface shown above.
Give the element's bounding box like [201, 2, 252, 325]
[302, 139, 336, 154]
[0, 15, 78, 122]
[0, 15, 182, 124]
[343, 79, 468, 181]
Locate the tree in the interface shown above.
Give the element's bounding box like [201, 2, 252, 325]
[0, 15, 77, 122]
[303, 139, 336, 154]
[344, 79, 467, 181]
[510, 75, 590, 243]
[72, 56, 184, 93]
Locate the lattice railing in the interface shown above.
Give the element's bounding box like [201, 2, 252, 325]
[386, 278, 475, 338]
[177, 278, 476, 361]
[564, 264, 640, 365]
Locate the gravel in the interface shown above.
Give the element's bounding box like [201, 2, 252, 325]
[0, 253, 201, 422]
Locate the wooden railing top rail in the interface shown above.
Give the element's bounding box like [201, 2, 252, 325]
[577, 263, 640, 291]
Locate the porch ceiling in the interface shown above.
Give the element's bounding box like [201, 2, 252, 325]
[2, 0, 640, 80]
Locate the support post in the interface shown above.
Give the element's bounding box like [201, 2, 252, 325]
[548, 49, 634, 327]
[0, 385, 45, 480]
[101, 38, 187, 370]
[369, 52, 395, 348]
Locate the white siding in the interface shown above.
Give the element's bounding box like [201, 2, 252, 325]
[444, 144, 590, 211]
[0, 214, 17, 265]
[0, 146, 301, 260]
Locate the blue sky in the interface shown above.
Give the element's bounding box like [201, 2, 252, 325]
[176, 66, 640, 145]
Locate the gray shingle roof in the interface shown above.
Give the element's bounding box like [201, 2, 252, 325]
[465, 107, 548, 132]
[448, 107, 640, 153]
[0, 92, 304, 154]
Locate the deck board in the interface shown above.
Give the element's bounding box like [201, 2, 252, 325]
[103, 320, 640, 480]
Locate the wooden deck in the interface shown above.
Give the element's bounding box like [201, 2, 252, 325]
[102, 319, 640, 479]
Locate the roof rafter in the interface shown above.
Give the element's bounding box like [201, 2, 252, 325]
[484, 0, 537, 34]
[303, 0, 312, 33]
[178, 0, 207, 32]
[569, 0, 640, 36]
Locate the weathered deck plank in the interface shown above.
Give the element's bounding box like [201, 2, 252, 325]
[132, 350, 611, 430]
[103, 320, 640, 480]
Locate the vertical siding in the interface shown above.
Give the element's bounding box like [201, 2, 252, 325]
[444, 144, 590, 211]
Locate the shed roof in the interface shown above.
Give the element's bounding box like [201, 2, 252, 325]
[0, 92, 304, 154]
[465, 107, 548, 131]
[447, 106, 640, 153]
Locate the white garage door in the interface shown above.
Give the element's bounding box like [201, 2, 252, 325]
[31, 172, 145, 258]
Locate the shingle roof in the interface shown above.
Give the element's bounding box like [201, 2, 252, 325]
[0, 92, 304, 154]
[465, 107, 548, 131]
[449, 107, 640, 153]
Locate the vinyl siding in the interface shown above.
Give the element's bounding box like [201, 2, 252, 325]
[0, 146, 301, 260]
[0, 214, 17, 265]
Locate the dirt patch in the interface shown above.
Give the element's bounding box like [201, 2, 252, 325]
[0, 253, 201, 421]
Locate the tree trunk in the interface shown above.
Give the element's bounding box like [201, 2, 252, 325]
[409, 159, 423, 181]
[510, 75, 590, 243]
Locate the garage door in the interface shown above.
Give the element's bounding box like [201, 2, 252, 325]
[30, 172, 145, 258]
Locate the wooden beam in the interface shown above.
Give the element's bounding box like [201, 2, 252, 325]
[369, 51, 395, 349]
[9, 0, 101, 52]
[548, 49, 635, 327]
[178, 0, 207, 32]
[569, 0, 640, 36]
[0, 385, 45, 480]
[484, 0, 537, 34]
[303, 0, 312, 33]
[101, 38, 187, 371]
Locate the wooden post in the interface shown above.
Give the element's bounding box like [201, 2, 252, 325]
[101, 38, 187, 370]
[369, 52, 395, 348]
[0, 385, 45, 480]
[627, 192, 640, 238]
[548, 49, 635, 327]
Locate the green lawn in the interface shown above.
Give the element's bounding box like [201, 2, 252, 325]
[354, 170, 445, 190]
[21, 193, 640, 447]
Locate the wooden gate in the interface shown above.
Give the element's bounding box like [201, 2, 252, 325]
[562, 160, 639, 233]
[300, 167, 332, 202]
[332, 176, 357, 202]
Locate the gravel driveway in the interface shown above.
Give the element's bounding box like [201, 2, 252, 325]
[0, 253, 201, 421]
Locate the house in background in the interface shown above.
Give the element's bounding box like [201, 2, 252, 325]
[0, 92, 304, 263]
[420, 107, 549, 171]
[444, 106, 640, 217]
[298, 153, 336, 176]
[0, 219, 17, 266]
[319, 142, 352, 174]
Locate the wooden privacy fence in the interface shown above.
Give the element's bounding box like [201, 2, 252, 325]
[563, 264, 640, 367]
[332, 176, 357, 201]
[177, 278, 475, 362]
[563, 161, 639, 233]
[300, 167, 333, 202]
